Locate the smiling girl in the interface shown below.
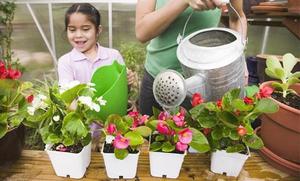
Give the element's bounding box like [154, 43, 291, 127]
[58, 3, 134, 86]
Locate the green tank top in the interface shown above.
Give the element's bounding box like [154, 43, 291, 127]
[145, 0, 221, 77]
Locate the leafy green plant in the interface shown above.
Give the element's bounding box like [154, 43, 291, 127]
[0, 1, 23, 71]
[189, 86, 279, 153]
[0, 79, 32, 138]
[103, 111, 151, 159]
[23, 81, 105, 152]
[120, 42, 146, 105]
[265, 53, 300, 98]
[146, 107, 210, 154]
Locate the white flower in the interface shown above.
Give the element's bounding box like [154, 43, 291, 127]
[97, 96, 107, 106]
[87, 82, 96, 87]
[59, 80, 80, 93]
[106, 135, 115, 144]
[78, 96, 93, 107]
[89, 88, 96, 92]
[32, 94, 48, 110]
[27, 106, 35, 116]
[53, 115, 60, 122]
[92, 103, 100, 112]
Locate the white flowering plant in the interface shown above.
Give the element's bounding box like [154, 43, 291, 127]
[23, 81, 106, 152]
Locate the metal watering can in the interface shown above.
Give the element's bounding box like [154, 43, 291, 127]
[153, 1, 246, 109]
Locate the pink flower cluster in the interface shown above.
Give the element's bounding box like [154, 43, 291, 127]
[156, 108, 193, 152]
[105, 111, 149, 150]
[0, 61, 22, 79]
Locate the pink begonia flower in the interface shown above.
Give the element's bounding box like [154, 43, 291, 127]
[176, 142, 188, 152]
[128, 111, 139, 119]
[157, 121, 170, 135]
[138, 115, 149, 125]
[106, 123, 116, 135]
[158, 111, 170, 121]
[173, 114, 185, 127]
[113, 134, 129, 149]
[257, 86, 274, 99]
[178, 128, 193, 144]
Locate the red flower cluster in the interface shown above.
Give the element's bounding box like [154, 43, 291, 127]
[191, 93, 204, 107]
[0, 61, 22, 79]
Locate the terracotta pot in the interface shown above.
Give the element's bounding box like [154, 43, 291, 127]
[0, 125, 25, 167]
[256, 127, 300, 177]
[288, 0, 300, 13]
[259, 81, 300, 165]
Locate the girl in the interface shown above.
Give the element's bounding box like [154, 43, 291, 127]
[58, 3, 134, 86]
[58, 3, 134, 150]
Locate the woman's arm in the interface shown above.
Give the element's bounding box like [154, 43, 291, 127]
[228, 0, 247, 40]
[135, 0, 188, 43]
[135, 0, 223, 43]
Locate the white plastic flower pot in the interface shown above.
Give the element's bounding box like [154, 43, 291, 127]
[210, 148, 250, 177]
[149, 151, 186, 178]
[45, 142, 91, 179]
[101, 143, 140, 179]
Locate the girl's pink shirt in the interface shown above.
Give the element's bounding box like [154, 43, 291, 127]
[58, 43, 124, 85]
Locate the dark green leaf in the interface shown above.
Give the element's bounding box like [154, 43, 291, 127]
[162, 141, 175, 152]
[114, 148, 129, 160]
[189, 128, 210, 153]
[243, 134, 264, 149]
[150, 141, 162, 151]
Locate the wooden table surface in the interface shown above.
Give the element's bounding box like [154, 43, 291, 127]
[0, 148, 298, 181]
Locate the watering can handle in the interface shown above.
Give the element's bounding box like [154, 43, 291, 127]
[177, 0, 245, 46]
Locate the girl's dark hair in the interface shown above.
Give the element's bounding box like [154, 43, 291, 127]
[65, 3, 101, 31]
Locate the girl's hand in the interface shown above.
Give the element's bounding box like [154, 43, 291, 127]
[127, 68, 136, 86]
[184, 0, 224, 11]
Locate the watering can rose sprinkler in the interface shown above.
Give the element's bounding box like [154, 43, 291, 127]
[153, 0, 246, 111]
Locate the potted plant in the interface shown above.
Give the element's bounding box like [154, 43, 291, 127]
[0, 60, 32, 166]
[146, 107, 210, 178]
[259, 53, 300, 176]
[101, 111, 151, 179]
[0, 1, 33, 166]
[189, 86, 278, 177]
[23, 81, 105, 178]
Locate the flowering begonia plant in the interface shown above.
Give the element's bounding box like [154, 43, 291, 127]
[0, 60, 32, 138]
[103, 111, 152, 159]
[23, 81, 105, 153]
[146, 107, 210, 153]
[189, 85, 279, 153]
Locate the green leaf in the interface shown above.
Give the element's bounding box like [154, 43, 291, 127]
[226, 144, 246, 153]
[194, 106, 218, 128]
[146, 120, 159, 131]
[189, 128, 210, 153]
[245, 85, 259, 97]
[125, 131, 144, 146]
[211, 127, 223, 140]
[61, 84, 86, 104]
[217, 111, 239, 128]
[150, 141, 162, 151]
[265, 68, 280, 80]
[287, 77, 300, 87]
[0, 113, 8, 139]
[9, 115, 23, 128]
[266, 56, 282, 70]
[271, 82, 284, 91]
[114, 148, 129, 160]
[232, 99, 253, 112]
[274, 68, 286, 81]
[222, 88, 241, 108]
[134, 126, 152, 137]
[155, 134, 165, 142]
[282, 53, 297, 76]
[229, 129, 239, 140]
[243, 134, 264, 149]
[254, 98, 279, 113]
[62, 112, 89, 145]
[289, 71, 300, 79]
[162, 141, 175, 152]
[222, 127, 231, 137]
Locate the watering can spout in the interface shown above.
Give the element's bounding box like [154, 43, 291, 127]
[185, 73, 207, 99]
[91, 61, 128, 121]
